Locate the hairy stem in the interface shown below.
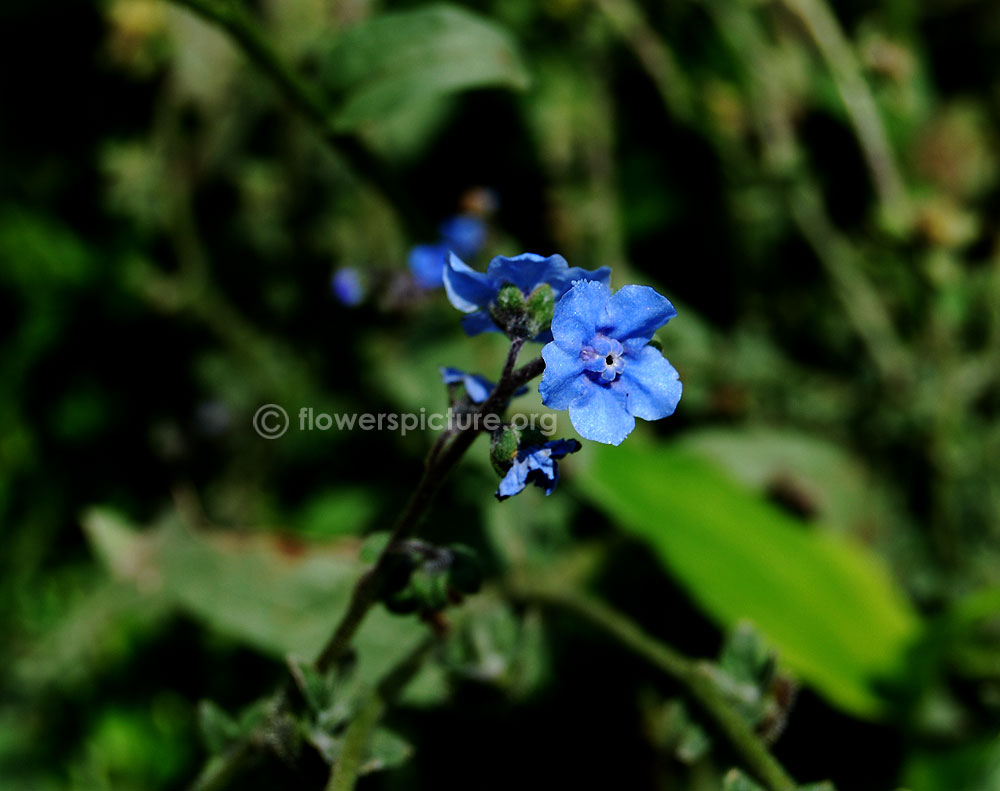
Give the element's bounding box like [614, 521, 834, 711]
[315, 342, 537, 672]
[509, 578, 797, 791]
[325, 638, 435, 791]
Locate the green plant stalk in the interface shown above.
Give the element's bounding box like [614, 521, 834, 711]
[325, 638, 435, 791]
[184, 344, 543, 790]
[509, 578, 797, 791]
[316, 339, 538, 672]
[167, 0, 417, 227]
[776, 0, 909, 222]
[708, 0, 913, 388]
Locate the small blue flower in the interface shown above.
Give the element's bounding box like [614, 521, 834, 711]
[439, 215, 486, 258]
[409, 243, 449, 289]
[409, 215, 488, 290]
[496, 439, 582, 500]
[440, 367, 527, 403]
[443, 252, 611, 341]
[539, 280, 682, 446]
[331, 268, 364, 306]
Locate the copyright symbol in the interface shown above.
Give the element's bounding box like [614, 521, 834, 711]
[253, 404, 289, 439]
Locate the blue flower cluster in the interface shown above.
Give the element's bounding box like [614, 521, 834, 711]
[440, 251, 681, 498]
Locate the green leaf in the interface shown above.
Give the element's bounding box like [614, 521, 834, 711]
[296, 488, 377, 539]
[321, 4, 530, 131]
[723, 769, 767, 791]
[576, 443, 921, 718]
[81, 508, 444, 701]
[360, 728, 413, 774]
[904, 737, 1000, 791]
[197, 701, 241, 755]
[679, 427, 905, 543]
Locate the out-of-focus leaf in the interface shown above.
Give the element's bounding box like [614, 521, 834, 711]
[81, 508, 445, 700]
[724, 770, 836, 791]
[296, 488, 377, 539]
[320, 4, 529, 131]
[904, 737, 1000, 791]
[12, 579, 171, 692]
[576, 443, 921, 718]
[680, 427, 905, 540]
[723, 769, 767, 791]
[360, 728, 413, 774]
[196, 701, 241, 755]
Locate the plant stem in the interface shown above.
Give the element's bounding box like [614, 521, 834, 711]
[778, 0, 909, 221]
[508, 578, 798, 791]
[315, 342, 538, 672]
[325, 638, 435, 791]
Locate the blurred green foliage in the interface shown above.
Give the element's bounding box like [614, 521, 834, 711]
[2, 0, 1000, 789]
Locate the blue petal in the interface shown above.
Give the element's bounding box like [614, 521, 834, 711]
[409, 244, 447, 289]
[439, 367, 494, 403]
[549, 280, 611, 352]
[440, 367, 465, 385]
[539, 342, 586, 409]
[568, 378, 634, 445]
[463, 374, 495, 404]
[460, 310, 502, 337]
[524, 451, 559, 494]
[604, 284, 677, 342]
[443, 252, 496, 312]
[331, 268, 363, 306]
[542, 438, 582, 459]
[550, 265, 612, 298]
[439, 215, 486, 258]
[487, 253, 566, 293]
[617, 346, 682, 421]
[496, 458, 530, 500]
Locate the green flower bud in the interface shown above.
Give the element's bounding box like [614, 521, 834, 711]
[489, 283, 528, 337]
[524, 283, 555, 337]
[489, 425, 521, 475]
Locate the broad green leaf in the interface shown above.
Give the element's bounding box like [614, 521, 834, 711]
[679, 427, 904, 543]
[81, 508, 445, 702]
[321, 4, 530, 131]
[576, 443, 921, 718]
[296, 488, 377, 539]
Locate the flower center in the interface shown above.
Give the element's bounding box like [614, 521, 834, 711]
[582, 335, 625, 382]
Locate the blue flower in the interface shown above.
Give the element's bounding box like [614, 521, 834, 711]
[439, 215, 486, 258]
[409, 215, 488, 289]
[331, 268, 364, 306]
[539, 280, 682, 445]
[443, 252, 611, 341]
[409, 243, 449, 289]
[440, 367, 527, 403]
[496, 439, 582, 500]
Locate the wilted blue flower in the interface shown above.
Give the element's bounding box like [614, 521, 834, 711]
[331, 268, 364, 306]
[440, 215, 486, 258]
[539, 280, 681, 445]
[409, 243, 449, 289]
[440, 367, 527, 403]
[443, 252, 611, 340]
[496, 438, 582, 500]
